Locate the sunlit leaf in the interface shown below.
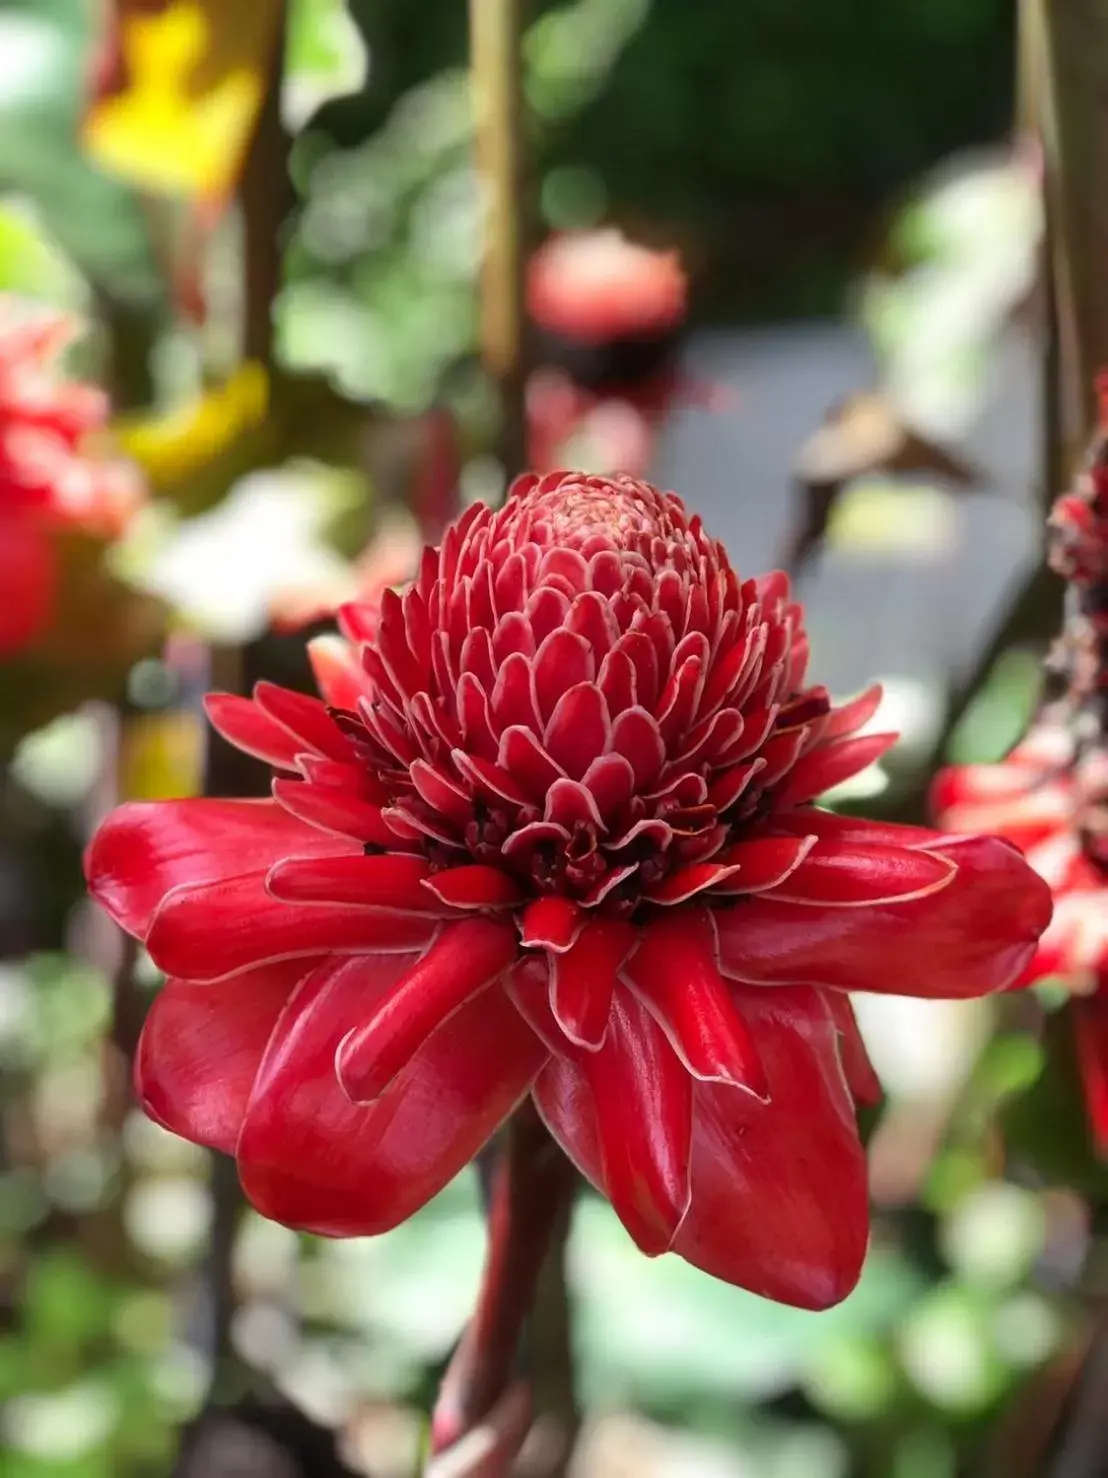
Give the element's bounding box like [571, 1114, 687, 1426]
[113, 362, 271, 508]
[0, 199, 82, 304]
[284, 0, 367, 133]
[0, 2, 160, 295]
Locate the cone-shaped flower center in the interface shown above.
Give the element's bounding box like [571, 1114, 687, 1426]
[337, 471, 851, 917]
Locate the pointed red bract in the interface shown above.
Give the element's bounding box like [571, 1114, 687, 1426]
[87, 471, 1051, 1307]
[936, 721, 1108, 1153]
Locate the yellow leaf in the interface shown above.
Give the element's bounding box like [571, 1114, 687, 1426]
[113, 361, 270, 500]
[85, 0, 282, 201]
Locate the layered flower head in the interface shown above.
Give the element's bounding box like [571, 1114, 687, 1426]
[88, 472, 1051, 1309]
[935, 721, 1108, 1149]
[0, 301, 142, 655]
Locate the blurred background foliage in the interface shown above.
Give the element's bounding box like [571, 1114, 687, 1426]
[2, 1, 1097, 1476]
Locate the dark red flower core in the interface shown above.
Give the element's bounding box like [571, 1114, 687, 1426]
[338, 471, 865, 917]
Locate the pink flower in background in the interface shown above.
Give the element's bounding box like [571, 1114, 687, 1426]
[0, 302, 141, 656]
[935, 720, 1108, 1151]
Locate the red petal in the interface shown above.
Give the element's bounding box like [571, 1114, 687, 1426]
[490, 650, 541, 732]
[827, 993, 882, 1106]
[0, 514, 54, 654]
[1075, 998, 1108, 1156]
[85, 798, 354, 938]
[643, 861, 744, 905]
[204, 693, 303, 769]
[452, 752, 529, 807]
[674, 986, 869, 1308]
[581, 753, 636, 820]
[768, 845, 956, 907]
[337, 601, 379, 642]
[254, 681, 353, 763]
[597, 647, 638, 715]
[146, 874, 439, 981]
[422, 865, 526, 910]
[711, 834, 815, 894]
[238, 957, 547, 1236]
[610, 707, 665, 789]
[134, 961, 312, 1153]
[520, 897, 585, 951]
[716, 835, 1052, 998]
[272, 777, 402, 847]
[533, 628, 592, 722]
[625, 911, 766, 1094]
[544, 683, 611, 780]
[409, 760, 472, 828]
[306, 636, 374, 710]
[266, 853, 438, 910]
[550, 918, 636, 1050]
[774, 732, 897, 806]
[545, 778, 604, 830]
[336, 917, 520, 1102]
[498, 726, 565, 797]
[541, 992, 692, 1256]
[824, 683, 883, 741]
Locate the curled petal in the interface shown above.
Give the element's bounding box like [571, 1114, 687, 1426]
[307, 635, 374, 710]
[146, 874, 439, 981]
[204, 693, 303, 770]
[643, 861, 743, 905]
[272, 777, 405, 847]
[238, 956, 547, 1236]
[542, 992, 692, 1256]
[254, 681, 353, 763]
[711, 834, 815, 894]
[774, 732, 898, 806]
[266, 853, 439, 911]
[823, 683, 883, 741]
[716, 835, 1052, 997]
[520, 896, 585, 952]
[768, 845, 956, 907]
[134, 961, 313, 1153]
[827, 993, 883, 1106]
[550, 918, 636, 1050]
[624, 910, 766, 1094]
[85, 798, 355, 938]
[1075, 998, 1108, 1156]
[336, 917, 520, 1102]
[422, 865, 527, 910]
[674, 987, 869, 1308]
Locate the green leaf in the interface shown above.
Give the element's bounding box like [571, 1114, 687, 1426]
[571, 1196, 921, 1407]
[0, 199, 82, 302]
[285, 0, 367, 132]
[0, 1, 161, 297]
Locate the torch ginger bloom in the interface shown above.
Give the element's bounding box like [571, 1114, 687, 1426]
[0, 301, 141, 655]
[934, 720, 1108, 1152]
[87, 472, 1051, 1309]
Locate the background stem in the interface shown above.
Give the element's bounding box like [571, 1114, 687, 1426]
[469, 0, 531, 485]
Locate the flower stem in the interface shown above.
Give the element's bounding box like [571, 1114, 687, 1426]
[431, 1102, 577, 1456]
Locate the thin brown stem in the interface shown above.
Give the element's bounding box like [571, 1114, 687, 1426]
[469, 0, 531, 484]
[240, 3, 293, 368]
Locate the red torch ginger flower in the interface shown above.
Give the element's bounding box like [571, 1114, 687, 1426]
[935, 720, 1108, 1151]
[528, 230, 687, 346]
[87, 472, 1051, 1308]
[0, 301, 142, 655]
